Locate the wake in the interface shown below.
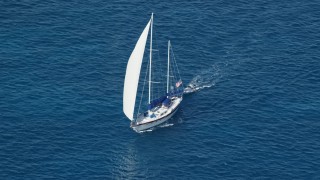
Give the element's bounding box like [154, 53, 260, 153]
[184, 64, 223, 94]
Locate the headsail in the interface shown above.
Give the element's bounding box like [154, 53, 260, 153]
[123, 19, 151, 121]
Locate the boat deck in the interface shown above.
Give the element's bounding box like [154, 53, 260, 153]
[135, 97, 182, 125]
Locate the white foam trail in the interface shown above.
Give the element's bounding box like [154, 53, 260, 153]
[138, 128, 154, 133]
[186, 63, 223, 93]
[160, 123, 174, 128]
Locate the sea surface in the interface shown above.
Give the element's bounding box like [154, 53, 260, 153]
[1, 0, 320, 179]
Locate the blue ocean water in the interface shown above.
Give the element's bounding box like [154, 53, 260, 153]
[1, 0, 320, 179]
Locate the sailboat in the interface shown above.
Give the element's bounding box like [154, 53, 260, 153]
[123, 13, 183, 132]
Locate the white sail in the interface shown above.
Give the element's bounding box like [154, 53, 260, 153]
[123, 20, 151, 121]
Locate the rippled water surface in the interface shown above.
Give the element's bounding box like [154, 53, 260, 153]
[1, 0, 320, 179]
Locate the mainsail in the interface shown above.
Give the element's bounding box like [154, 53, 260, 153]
[123, 20, 151, 120]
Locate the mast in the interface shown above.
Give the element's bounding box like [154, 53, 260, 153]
[148, 13, 153, 104]
[167, 40, 170, 95]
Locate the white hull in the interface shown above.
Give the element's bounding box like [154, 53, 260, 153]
[131, 106, 179, 132]
[131, 97, 182, 132]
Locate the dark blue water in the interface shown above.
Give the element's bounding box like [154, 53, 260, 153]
[1, 0, 320, 179]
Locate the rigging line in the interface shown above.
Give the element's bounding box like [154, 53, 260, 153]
[170, 45, 178, 91]
[171, 43, 184, 89]
[170, 45, 178, 88]
[157, 49, 164, 98]
[170, 42, 176, 91]
[146, 49, 159, 51]
[153, 27, 165, 99]
[137, 55, 150, 119]
[169, 49, 175, 90]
